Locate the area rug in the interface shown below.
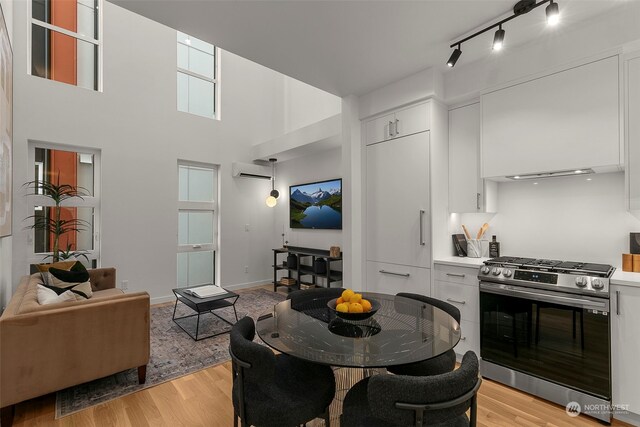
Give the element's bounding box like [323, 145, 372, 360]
[55, 287, 285, 418]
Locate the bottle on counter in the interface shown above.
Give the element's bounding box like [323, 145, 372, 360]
[489, 235, 501, 258]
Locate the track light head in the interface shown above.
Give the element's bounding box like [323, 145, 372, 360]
[546, 1, 560, 26]
[447, 47, 462, 67]
[493, 26, 505, 51]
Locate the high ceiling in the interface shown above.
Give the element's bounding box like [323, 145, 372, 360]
[110, 0, 625, 96]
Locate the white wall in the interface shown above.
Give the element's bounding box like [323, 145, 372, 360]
[0, 0, 12, 312]
[284, 78, 341, 134]
[272, 147, 342, 251]
[452, 173, 640, 267]
[10, 1, 336, 302]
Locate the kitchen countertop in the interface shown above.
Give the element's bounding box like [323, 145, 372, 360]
[611, 269, 640, 288]
[434, 256, 489, 268]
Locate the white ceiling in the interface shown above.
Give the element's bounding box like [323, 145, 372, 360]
[109, 0, 625, 96]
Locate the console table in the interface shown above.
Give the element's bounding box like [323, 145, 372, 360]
[272, 246, 342, 292]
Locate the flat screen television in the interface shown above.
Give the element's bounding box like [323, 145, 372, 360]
[290, 178, 342, 229]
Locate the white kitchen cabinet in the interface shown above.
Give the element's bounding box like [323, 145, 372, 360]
[611, 284, 640, 420]
[364, 102, 429, 146]
[366, 131, 430, 268]
[433, 263, 480, 358]
[366, 261, 431, 295]
[448, 102, 497, 213]
[627, 54, 640, 211]
[481, 55, 621, 178]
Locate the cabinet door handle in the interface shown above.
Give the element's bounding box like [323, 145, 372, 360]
[379, 269, 411, 278]
[616, 290, 621, 315]
[419, 209, 426, 246]
[446, 298, 466, 305]
[446, 273, 466, 278]
[388, 121, 394, 138]
[477, 193, 481, 210]
[394, 118, 400, 136]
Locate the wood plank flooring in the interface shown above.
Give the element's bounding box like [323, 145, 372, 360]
[11, 360, 632, 427]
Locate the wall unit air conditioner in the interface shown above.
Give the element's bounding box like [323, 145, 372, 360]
[231, 162, 272, 180]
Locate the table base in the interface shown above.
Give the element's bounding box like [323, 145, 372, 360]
[172, 297, 239, 341]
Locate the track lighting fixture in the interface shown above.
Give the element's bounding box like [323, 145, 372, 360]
[493, 26, 505, 51]
[546, 0, 560, 26]
[446, 0, 560, 67]
[266, 158, 279, 208]
[447, 46, 462, 67]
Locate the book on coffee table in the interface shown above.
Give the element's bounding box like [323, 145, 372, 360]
[183, 285, 228, 298]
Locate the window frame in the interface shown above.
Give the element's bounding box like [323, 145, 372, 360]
[27, 0, 104, 92]
[176, 31, 220, 120]
[27, 141, 101, 266]
[177, 161, 218, 287]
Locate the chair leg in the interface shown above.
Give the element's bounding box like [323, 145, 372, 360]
[1, 404, 14, 427]
[470, 393, 478, 427]
[324, 405, 331, 427]
[138, 365, 147, 384]
[233, 411, 238, 427]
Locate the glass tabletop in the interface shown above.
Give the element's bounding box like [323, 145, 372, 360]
[256, 292, 461, 368]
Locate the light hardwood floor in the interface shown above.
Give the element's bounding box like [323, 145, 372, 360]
[12, 360, 632, 427]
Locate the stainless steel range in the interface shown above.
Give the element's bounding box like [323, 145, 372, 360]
[478, 256, 614, 423]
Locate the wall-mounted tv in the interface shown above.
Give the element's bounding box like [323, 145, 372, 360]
[290, 178, 342, 230]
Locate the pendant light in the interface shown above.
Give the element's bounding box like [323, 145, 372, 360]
[266, 158, 279, 207]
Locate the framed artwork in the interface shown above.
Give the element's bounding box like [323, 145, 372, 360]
[0, 2, 12, 237]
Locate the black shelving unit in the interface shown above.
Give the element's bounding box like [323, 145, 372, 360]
[272, 246, 343, 292]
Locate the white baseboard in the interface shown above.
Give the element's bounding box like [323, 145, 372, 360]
[149, 279, 271, 306]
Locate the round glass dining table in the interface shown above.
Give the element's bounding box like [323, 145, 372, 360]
[255, 292, 461, 368]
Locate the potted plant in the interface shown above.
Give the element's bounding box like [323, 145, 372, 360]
[24, 173, 90, 263]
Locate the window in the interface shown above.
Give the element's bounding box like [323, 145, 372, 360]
[28, 144, 100, 265]
[177, 162, 217, 287]
[177, 31, 218, 119]
[29, 0, 102, 91]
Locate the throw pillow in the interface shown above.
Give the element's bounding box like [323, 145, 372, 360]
[37, 284, 77, 305]
[35, 260, 76, 273]
[49, 262, 90, 283]
[41, 272, 93, 300]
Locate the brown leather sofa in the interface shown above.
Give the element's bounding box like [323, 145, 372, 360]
[0, 268, 150, 425]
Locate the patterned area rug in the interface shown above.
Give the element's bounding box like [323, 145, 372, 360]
[56, 287, 285, 418]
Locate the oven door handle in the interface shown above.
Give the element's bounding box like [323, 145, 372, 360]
[480, 282, 609, 312]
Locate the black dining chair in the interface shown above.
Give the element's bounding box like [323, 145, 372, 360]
[229, 316, 336, 427]
[387, 293, 461, 376]
[341, 351, 481, 427]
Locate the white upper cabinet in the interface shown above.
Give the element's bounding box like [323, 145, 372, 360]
[481, 56, 621, 178]
[627, 54, 640, 212]
[365, 102, 429, 145]
[449, 102, 497, 213]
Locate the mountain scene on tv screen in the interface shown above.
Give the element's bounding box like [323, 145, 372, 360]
[290, 180, 341, 229]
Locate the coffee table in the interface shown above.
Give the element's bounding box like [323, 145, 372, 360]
[172, 285, 239, 341]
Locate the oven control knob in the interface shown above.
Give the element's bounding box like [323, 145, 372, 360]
[492, 268, 502, 276]
[481, 266, 491, 275]
[575, 276, 587, 287]
[503, 269, 513, 278]
[592, 279, 605, 290]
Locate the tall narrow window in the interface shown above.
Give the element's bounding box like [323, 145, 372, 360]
[29, 0, 101, 91]
[177, 162, 217, 287]
[177, 31, 218, 119]
[28, 144, 100, 266]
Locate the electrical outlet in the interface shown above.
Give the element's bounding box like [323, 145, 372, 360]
[121, 280, 129, 290]
[245, 224, 250, 232]
[244, 266, 249, 273]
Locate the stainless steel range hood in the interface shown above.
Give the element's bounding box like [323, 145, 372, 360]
[506, 168, 595, 180]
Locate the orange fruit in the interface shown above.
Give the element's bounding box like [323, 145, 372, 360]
[342, 289, 354, 302]
[361, 299, 372, 312]
[336, 303, 349, 313]
[350, 293, 362, 304]
[349, 303, 363, 313]
[336, 297, 344, 304]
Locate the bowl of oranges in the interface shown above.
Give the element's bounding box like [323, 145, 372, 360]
[327, 289, 380, 321]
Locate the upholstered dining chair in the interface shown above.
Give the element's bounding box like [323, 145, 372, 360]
[229, 316, 336, 427]
[341, 351, 481, 427]
[387, 292, 461, 376]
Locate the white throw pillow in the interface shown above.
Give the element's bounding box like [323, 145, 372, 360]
[37, 284, 77, 305]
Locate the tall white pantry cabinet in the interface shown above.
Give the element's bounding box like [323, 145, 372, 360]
[364, 101, 444, 296]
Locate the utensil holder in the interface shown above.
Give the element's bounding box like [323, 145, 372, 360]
[467, 239, 482, 258]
